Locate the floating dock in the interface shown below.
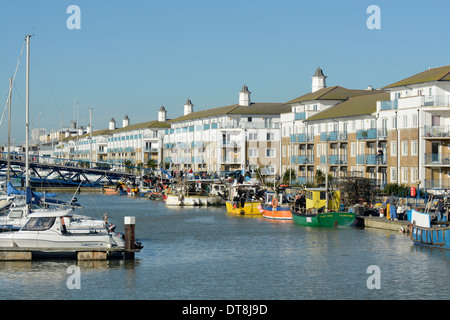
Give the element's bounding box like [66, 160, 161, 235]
[0, 247, 141, 261]
[355, 215, 411, 233]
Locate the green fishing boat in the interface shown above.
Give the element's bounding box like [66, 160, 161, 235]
[290, 188, 355, 227]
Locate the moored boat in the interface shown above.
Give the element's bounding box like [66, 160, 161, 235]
[261, 190, 292, 221]
[290, 188, 355, 227]
[410, 209, 450, 249]
[225, 184, 265, 215]
[0, 210, 143, 258]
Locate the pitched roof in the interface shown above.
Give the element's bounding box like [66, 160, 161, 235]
[286, 86, 382, 104]
[384, 65, 450, 89]
[169, 103, 290, 122]
[305, 91, 390, 121]
[111, 120, 170, 134]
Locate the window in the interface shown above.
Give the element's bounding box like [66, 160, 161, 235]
[266, 133, 274, 141]
[249, 148, 258, 158]
[411, 141, 418, 156]
[401, 167, 408, 183]
[390, 141, 397, 156]
[266, 148, 276, 158]
[249, 133, 258, 141]
[392, 116, 397, 129]
[401, 140, 408, 156]
[391, 168, 397, 182]
[22, 217, 56, 231]
[411, 167, 418, 183]
[403, 115, 408, 128]
[266, 165, 276, 174]
[351, 142, 356, 157]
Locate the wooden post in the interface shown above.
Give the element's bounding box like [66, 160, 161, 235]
[124, 216, 135, 259]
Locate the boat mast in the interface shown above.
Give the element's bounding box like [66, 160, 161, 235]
[7, 77, 12, 184]
[325, 139, 328, 212]
[25, 34, 31, 189]
[89, 107, 92, 168]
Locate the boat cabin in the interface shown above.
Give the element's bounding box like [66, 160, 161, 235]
[305, 188, 340, 211]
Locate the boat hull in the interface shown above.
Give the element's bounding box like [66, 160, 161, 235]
[262, 206, 292, 221]
[291, 210, 355, 227]
[410, 224, 450, 249]
[226, 201, 262, 215]
[166, 195, 224, 206]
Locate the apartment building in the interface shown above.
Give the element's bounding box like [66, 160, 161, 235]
[53, 109, 170, 167]
[380, 65, 450, 190]
[280, 67, 386, 185]
[162, 86, 291, 174]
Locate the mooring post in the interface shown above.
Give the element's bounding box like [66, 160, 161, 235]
[124, 216, 135, 259]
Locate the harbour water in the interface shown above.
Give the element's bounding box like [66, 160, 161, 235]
[0, 193, 449, 301]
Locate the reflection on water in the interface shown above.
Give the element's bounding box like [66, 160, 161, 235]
[0, 193, 449, 300]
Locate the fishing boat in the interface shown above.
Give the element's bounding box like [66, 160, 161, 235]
[290, 188, 355, 227]
[410, 209, 450, 249]
[0, 210, 142, 258]
[225, 184, 265, 215]
[261, 190, 292, 221]
[165, 182, 225, 206]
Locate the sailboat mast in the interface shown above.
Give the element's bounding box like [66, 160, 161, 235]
[25, 34, 31, 188]
[7, 77, 12, 184]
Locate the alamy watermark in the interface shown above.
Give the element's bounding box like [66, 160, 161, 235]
[366, 265, 381, 289]
[66, 5, 81, 30]
[366, 5, 381, 30]
[66, 265, 81, 289]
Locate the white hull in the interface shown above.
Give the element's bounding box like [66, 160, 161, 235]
[165, 195, 225, 206]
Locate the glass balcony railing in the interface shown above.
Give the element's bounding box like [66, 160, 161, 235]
[424, 125, 450, 138]
[424, 153, 450, 165]
[356, 154, 386, 165]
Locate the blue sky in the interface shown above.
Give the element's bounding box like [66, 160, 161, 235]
[1, 0, 449, 144]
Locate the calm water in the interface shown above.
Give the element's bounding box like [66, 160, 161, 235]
[0, 192, 449, 300]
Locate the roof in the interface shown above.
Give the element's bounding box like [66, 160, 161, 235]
[110, 120, 170, 133]
[286, 86, 382, 104]
[61, 120, 170, 141]
[384, 65, 450, 89]
[313, 67, 326, 77]
[305, 91, 389, 121]
[169, 103, 291, 122]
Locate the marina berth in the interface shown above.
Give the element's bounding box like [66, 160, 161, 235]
[0, 210, 142, 258]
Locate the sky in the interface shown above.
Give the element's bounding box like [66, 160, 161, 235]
[1, 0, 449, 145]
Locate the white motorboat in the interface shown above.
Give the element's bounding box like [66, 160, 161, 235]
[0, 210, 132, 256]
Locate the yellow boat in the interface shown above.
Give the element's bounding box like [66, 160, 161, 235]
[225, 200, 262, 215]
[304, 188, 340, 211]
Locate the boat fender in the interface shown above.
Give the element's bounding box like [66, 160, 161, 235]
[272, 198, 278, 208]
[60, 217, 68, 234]
[258, 204, 264, 213]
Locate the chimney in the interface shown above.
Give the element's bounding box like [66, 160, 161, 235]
[109, 118, 116, 130]
[311, 67, 327, 92]
[78, 126, 84, 136]
[239, 85, 251, 106]
[123, 115, 130, 128]
[158, 106, 167, 122]
[184, 99, 193, 116]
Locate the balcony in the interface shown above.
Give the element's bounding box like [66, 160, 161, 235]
[356, 129, 387, 140]
[290, 133, 313, 143]
[144, 147, 158, 152]
[294, 112, 306, 120]
[424, 153, 450, 166]
[356, 154, 386, 165]
[320, 155, 348, 165]
[380, 100, 398, 111]
[320, 131, 347, 142]
[291, 155, 314, 165]
[424, 126, 450, 138]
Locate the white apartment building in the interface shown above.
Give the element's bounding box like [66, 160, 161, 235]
[163, 86, 291, 174]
